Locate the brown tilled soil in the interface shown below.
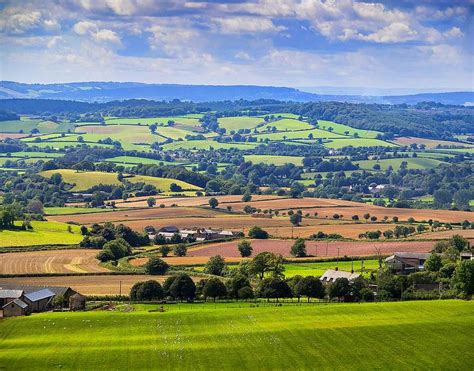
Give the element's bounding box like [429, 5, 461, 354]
[48, 207, 222, 224]
[0, 249, 110, 274]
[186, 239, 446, 258]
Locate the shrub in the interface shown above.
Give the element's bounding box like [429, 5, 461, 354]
[237, 240, 253, 257]
[290, 238, 307, 258]
[173, 244, 187, 257]
[248, 226, 269, 239]
[145, 257, 169, 275]
[130, 280, 164, 301]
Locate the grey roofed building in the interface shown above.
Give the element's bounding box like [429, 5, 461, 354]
[320, 269, 361, 283]
[24, 288, 55, 302]
[10, 298, 28, 309]
[0, 284, 74, 298]
[385, 252, 430, 273]
[0, 289, 23, 299]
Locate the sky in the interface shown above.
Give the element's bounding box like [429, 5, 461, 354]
[0, 0, 473, 90]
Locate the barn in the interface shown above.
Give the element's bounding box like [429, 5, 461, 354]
[23, 289, 55, 312]
[2, 298, 29, 317]
[0, 289, 24, 307]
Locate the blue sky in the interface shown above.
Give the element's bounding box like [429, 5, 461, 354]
[0, 0, 472, 90]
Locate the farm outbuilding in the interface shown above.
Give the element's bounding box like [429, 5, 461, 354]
[23, 289, 55, 312]
[0, 289, 24, 307]
[69, 293, 87, 311]
[320, 269, 361, 283]
[385, 252, 430, 273]
[2, 298, 29, 317]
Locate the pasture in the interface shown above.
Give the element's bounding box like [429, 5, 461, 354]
[356, 157, 445, 170]
[0, 221, 82, 247]
[0, 301, 472, 370]
[39, 169, 201, 192]
[317, 120, 381, 138]
[218, 116, 264, 131]
[161, 140, 259, 150]
[244, 155, 304, 166]
[323, 138, 397, 149]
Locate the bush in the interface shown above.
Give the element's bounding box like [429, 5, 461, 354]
[359, 288, 375, 302]
[173, 244, 187, 257]
[248, 226, 269, 239]
[237, 240, 253, 257]
[145, 257, 169, 275]
[96, 238, 131, 262]
[237, 286, 254, 300]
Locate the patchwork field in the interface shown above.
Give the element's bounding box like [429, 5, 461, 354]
[323, 138, 397, 149]
[0, 301, 472, 369]
[186, 239, 438, 259]
[317, 120, 382, 138]
[0, 249, 109, 274]
[218, 116, 263, 131]
[40, 169, 201, 192]
[244, 155, 304, 166]
[0, 221, 82, 248]
[355, 157, 446, 170]
[393, 136, 474, 149]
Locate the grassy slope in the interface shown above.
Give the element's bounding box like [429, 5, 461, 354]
[323, 138, 397, 149]
[218, 116, 264, 131]
[40, 169, 201, 191]
[244, 155, 304, 166]
[0, 221, 82, 247]
[356, 157, 445, 170]
[283, 260, 379, 277]
[255, 119, 313, 132]
[161, 140, 258, 150]
[317, 120, 381, 138]
[0, 301, 472, 370]
[43, 207, 116, 216]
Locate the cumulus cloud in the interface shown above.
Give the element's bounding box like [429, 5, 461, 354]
[73, 21, 121, 46]
[212, 17, 285, 34]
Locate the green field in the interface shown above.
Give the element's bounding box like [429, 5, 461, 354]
[105, 116, 201, 127]
[104, 156, 183, 166]
[255, 119, 313, 133]
[0, 221, 82, 247]
[255, 128, 344, 141]
[356, 157, 445, 170]
[43, 207, 116, 216]
[218, 116, 264, 131]
[40, 169, 201, 192]
[317, 120, 381, 138]
[161, 140, 258, 151]
[0, 301, 472, 369]
[244, 155, 304, 166]
[323, 138, 397, 149]
[283, 260, 379, 277]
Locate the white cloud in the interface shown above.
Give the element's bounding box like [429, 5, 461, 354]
[235, 51, 253, 61]
[73, 21, 121, 46]
[92, 29, 121, 44]
[73, 21, 98, 35]
[360, 22, 418, 43]
[212, 17, 285, 34]
[0, 9, 42, 34]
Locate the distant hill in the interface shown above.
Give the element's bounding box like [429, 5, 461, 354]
[0, 81, 472, 106]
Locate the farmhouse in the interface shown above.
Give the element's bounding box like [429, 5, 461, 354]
[0, 284, 84, 317]
[155, 226, 239, 241]
[385, 252, 430, 273]
[320, 269, 361, 283]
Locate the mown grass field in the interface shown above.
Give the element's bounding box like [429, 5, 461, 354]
[0, 221, 82, 247]
[161, 140, 258, 151]
[282, 259, 379, 277]
[0, 301, 472, 370]
[43, 207, 116, 216]
[244, 155, 304, 166]
[39, 169, 201, 192]
[317, 120, 381, 138]
[255, 118, 313, 132]
[356, 157, 445, 170]
[323, 138, 397, 149]
[218, 116, 264, 131]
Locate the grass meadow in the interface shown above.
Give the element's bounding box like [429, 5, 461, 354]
[0, 221, 82, 247]
[244, 155, 304, 166]
[0, 300, 472, 370]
